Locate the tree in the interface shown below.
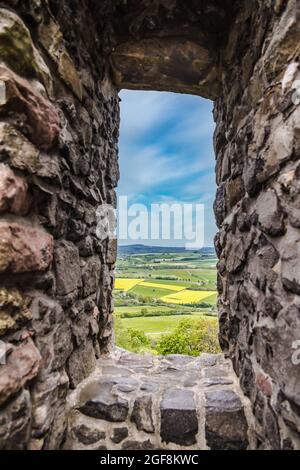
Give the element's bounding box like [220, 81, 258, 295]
[157, 317, 220, 356]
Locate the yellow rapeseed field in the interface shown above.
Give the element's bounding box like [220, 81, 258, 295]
[161, 290, 216, 305]
[140, 281, 186, 291]
[115, 279, 143, 291]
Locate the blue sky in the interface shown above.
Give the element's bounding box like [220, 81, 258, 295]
[117, 90, 217, 247]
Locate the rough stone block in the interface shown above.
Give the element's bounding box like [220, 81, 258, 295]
[281, 240, 300, 295]
[54, 240, 81, 296]
[38, 19, 82, 100]
[131, 395, 155, 433]
[0, 163, 29, 215]
[0, 122, 40, 173]
[121, 439, 154, 450]
[0, 288, 32, 336]
[205, 389, 248, 450]
[0, 390, 31, 450]
[0, 8, 52, 93]
[79, 380, 129, 422]
[111, 427, 128, 444]
[0, 65, 59, 149]
[0, 339, 41, 406]
[67, 340, 96, 389]
[160, 388, 198, 445]
[256, 189, 285, 236]
[0, 221, 54, 273]
[73, 424, 105, 445]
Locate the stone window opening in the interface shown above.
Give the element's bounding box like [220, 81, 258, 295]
[113, 89, 220, 359]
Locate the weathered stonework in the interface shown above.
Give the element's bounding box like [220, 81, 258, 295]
[214, 0, 300, 450]
[64, 351, 251, 450]
[0, 0, 118, 449]
[0, 0, 299, 451]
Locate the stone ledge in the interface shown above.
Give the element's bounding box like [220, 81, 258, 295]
[65, 350, 252, 450]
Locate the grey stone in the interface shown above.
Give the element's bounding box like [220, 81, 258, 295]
[160, 389, 198, 446]
[214, 184, 226, 228]
[198, 353, 219, 367]
[54, 240, 81, 296]
[131, 395, 155, 433]
[81, 257, 101, 298]
[140, 382, 159, 393]
[205, 390, 248, 450]
[67, 340, 97, 389]
[102, 366, 132, 377]
[0, 390, 31, 450]
[281, 241, 300, 295]
[204, 366, 230, 379]
[256, 189, 285, 236]
[113, 377, 139, 393]
[203, 378, 234, 387]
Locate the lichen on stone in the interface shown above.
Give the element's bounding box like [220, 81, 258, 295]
[0, 8, 53, 95]
[0, 288, 32, 336]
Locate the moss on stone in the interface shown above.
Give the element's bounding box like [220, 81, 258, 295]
[0, 8, 52, 95]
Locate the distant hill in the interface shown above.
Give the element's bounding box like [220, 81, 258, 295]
[118, 244, 216, 256]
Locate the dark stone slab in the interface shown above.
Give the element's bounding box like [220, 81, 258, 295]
[79, 381, 129, 422]
[111, 427, 128, 444]
[205, 389, 249, 450]
[160, 388, 198, 445]
[73, 424, 105, 445]
[122, 439, 154, 450]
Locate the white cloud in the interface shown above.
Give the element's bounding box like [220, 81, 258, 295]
[117, 90, 217, 246]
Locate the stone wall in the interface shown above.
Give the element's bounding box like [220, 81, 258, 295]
[0, 0, 299, 451]
[214, 0, 300, 450]
[0, 1, 119, 449]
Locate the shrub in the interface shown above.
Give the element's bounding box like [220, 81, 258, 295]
[114, 317, 155, 354]
[157, 317, 220, 356]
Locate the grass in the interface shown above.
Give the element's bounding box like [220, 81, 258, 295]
[130, 284, 175, 299]
[121, 313, 207, 338]
[122, 315, 182, 336]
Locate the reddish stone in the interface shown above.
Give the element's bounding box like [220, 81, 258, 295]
[256, 372, 273, 397]
[0, 65, 60, 150]
[0, 221, 54, 273]
[0, 338, 41, 406]
[0, 163, 30, 215]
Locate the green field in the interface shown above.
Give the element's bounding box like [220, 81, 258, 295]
[121, 313, 208, 339]
[114, 248, 218, 346]
[129, 284, 175, 299]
